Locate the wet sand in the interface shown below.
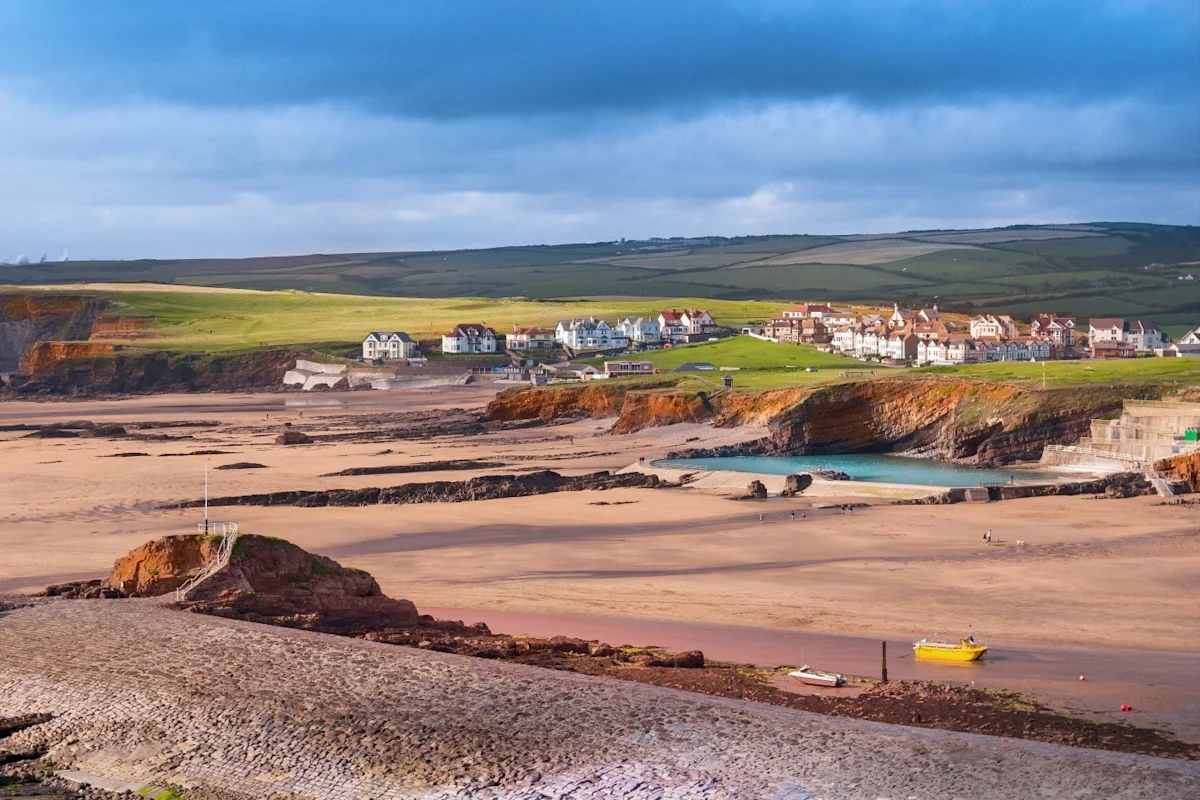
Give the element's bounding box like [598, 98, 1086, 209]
[426, 606, 1200, 743]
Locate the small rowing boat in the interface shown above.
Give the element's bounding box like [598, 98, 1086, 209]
[788, 664, 846, 687]
[913, 635, 987, 662]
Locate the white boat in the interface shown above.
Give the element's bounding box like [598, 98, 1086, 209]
[788, 664, 846, 688]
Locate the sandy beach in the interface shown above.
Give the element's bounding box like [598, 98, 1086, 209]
[3, 389, 1198, 658]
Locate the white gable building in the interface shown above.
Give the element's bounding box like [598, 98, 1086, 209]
[362, 332, 419, 361]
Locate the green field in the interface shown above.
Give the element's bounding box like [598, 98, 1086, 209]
[3, 223, 1199, 324]
[20, 286, 782, 353]
[914, 356, 1200, 388]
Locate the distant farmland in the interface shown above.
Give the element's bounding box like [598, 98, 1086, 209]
[2, 222, 1199, 329]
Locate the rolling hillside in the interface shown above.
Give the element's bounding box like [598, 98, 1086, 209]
[2, 223, 1198, 329]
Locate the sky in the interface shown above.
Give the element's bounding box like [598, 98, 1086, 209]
[0, 1, 1197, 260]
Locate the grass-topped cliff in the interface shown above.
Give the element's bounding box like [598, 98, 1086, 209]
[488, 375, 1176, 465]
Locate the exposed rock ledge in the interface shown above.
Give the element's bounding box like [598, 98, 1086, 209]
[163, 469, 665, 509]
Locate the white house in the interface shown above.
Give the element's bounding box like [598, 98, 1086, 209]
[507, 325, 557, 351]
[1089, 318, 1169, 353]
[831, 324, 859, 354]
[918, 338, 949, 364]
[616, 317, 662, 343]
[1165, 327, 1200, 356]
[888, 304, 916, 330]
[555, 318, 629, 350]
[681, 309, 717, 334]
[969, 314, 1017, 340]
[441, 323, 497, 354]
[657, 309, 717, 343]
[1126, 320, 1168, 352]
[362, 331, 418, 361]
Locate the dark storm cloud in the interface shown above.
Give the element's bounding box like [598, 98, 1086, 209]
[2, 1, 1195, 118]
[0, 1, 1195, 258]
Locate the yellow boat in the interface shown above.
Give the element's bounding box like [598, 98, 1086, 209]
[913, 637, 988, 662]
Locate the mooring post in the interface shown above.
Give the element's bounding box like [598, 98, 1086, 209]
[881, 641, 888, 683]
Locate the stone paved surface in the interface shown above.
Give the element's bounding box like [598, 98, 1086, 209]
[1, 600, 1197, 799]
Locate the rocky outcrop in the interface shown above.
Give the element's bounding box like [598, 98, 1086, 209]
[104, 534, 220, 595]
[894, 473, 1155, 504]
[745, 480, 768, 499]
[319, 459, 503, 477]
[166, 470, 664, 509]
[781, 474, 813, 495]
[1157, 452, 1200, 493]
[181, 535, 419, 634]
[275, 428, 314, 445]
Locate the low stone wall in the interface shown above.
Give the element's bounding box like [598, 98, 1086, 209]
[2, 601, 1196, 799]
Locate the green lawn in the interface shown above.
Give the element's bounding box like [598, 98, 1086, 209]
[595, 336, 874, 391]
[627, 336, 861, 371]
[11, 285, 784, 352]
[915, 356, 1200, 387]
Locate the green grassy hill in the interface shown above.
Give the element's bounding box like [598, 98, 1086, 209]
[4, 222, 1198, 328]
[8, 287, 782, 353]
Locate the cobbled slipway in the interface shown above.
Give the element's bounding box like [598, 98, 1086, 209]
[1, 600, 1196, 800]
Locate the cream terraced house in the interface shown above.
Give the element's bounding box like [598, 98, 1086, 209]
[507, 325, 557, 351]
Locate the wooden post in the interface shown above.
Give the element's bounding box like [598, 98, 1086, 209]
[881, 641, 888, 683]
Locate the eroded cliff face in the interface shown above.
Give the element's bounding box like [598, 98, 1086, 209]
[0, 294, 103, 372]
[487, 378, 1147, 465]
[20, 341, 117, 373]
[765, 379, 1138, 464]
[5, 346, 307, 395]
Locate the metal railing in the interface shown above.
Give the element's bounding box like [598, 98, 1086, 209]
[1042, 445, 1141, 463]
[1123, 399, 1200, 413]
[175, 522, 239, 602]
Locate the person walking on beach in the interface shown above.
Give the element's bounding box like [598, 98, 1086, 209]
[758, 513, 764, 523]
[984, 529, 992, 544]
[790, 510, 796, 522]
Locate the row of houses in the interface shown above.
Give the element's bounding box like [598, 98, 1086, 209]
[774, 301, 1185, 363]
[554, 310, 719, 349]
[360, 309, 722, 361]
[767, 303, 1079, 364]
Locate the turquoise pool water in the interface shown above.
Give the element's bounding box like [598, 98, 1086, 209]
[652, 454, 1052, 487]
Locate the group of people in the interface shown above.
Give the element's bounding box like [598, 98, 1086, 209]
[757, 507, 862, 523]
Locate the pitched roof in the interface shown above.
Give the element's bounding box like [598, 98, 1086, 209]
[365, 331, 414, 343]
[659, 311, 683, 322]
[511, 326, 553, 335]
[1089, 318, 1125, 329]
[448, 323, 495, 337]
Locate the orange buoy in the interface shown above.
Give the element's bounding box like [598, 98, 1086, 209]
[1120, 704, 1132, 712]
[1079, 675, 1086, 681]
